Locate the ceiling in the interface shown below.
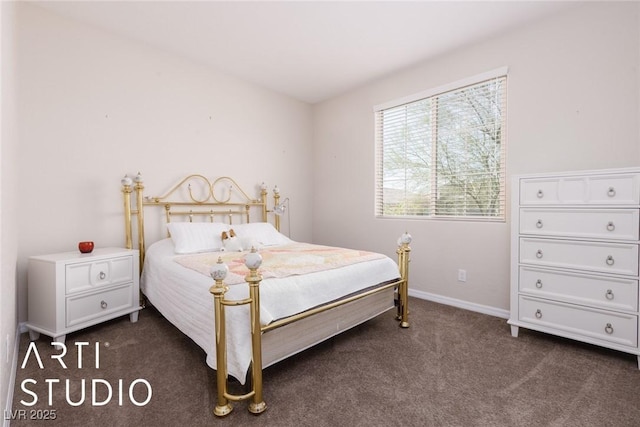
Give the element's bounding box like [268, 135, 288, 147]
[32, 1, 577, 104]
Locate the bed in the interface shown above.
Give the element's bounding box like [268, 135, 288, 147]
[120, 173, 411, 416]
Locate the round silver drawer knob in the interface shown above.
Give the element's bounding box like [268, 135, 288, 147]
[606, 222, 615, 231]
[607, 187, 616, 197]
[535, 279, 543, 288]
[536, 190, 544, 198]
[536, 250, 543, 259]
[535, 309, 542, 319]
[100, 300, 108, 309]
[605, 255, 615, 266]
[605, 323, 614, 334]
[99, 271, 106, 280]
[605, 289, 614, 300]
[536, 220, 543, 229]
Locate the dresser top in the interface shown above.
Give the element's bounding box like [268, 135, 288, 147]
[29, 247, 137, 263]
[514, 167, 640, 180]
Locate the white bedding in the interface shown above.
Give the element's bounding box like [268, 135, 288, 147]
[141, 238, 400, 383]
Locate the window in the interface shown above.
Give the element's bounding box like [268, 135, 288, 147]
[374, 68, 507, 221]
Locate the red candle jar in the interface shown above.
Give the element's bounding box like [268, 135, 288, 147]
[78, 241, 94, 254]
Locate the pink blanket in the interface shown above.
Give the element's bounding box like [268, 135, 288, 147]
[174, 243, 386, 285]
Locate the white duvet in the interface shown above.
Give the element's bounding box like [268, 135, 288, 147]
[141, 238, 400, 383]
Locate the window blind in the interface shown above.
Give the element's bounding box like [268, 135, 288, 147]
[375, 70, 507, 221]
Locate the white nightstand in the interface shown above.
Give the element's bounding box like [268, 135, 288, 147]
[26, 247, 141, 345]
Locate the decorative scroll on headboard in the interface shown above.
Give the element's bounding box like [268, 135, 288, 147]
[121, 173, 283, 267]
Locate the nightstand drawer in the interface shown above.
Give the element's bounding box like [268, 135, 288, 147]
[519, 296, 638, 348]
[66, 283, 134, 327]
[66, 256, 134, 294]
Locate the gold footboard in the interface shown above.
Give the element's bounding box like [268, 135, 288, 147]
[208, 235, 412, 417]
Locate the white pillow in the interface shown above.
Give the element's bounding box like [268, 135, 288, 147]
[166, 222, 230, 254]
[231, 222, 291, 246]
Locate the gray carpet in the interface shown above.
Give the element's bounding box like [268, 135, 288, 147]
[10, 298, 640, 426]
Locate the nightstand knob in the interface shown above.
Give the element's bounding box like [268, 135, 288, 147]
[536, 250, 543, 259]
[606, 255, 615, 266]
[536, 220, 543, 229]
[605, 289, 614, 300]
[535, 279, 543, 288]
[535, 309, 542, 319]
[606, 221, 615, 231]
[100, 300, 108, 309]
[536, 190, 544, 198]
[99, 271, 106, 280]
[607, 187, 616, 197]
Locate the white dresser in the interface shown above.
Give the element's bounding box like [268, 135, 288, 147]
[26, 248, 141, 345]
[509, 168, 640, 368]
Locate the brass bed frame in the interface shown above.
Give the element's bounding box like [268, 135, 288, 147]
[121, 173, 411, 417]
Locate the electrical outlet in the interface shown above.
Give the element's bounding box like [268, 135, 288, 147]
[457, 269, 467, 282]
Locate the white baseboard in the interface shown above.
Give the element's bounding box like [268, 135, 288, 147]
[4, 323, 25, 427]
[409, 289, 510, 319]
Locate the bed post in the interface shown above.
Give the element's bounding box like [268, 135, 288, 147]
[260, 183, 268, 223]
[134, 173, 146, 267]
[121, 176, 133, 250]
[244, 248, 267, 415]
[273, 186, 281, 232]
[396, 233, 412, 328]
[209, 249, 267, 417]
[209, 258, 233, 417]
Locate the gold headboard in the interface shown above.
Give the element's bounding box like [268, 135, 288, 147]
[121, 173, 283, 268]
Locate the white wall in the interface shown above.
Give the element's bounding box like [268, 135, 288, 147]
[15, 3, 314, 322]
[312, 2, 640, 312]
[1, 0, 19, 419]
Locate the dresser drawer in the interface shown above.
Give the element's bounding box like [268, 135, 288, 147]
[520, 238, 639, 276]
[520, 178, 563, 204]
[519, 266, 639, 312]
[520, 173, 640, 205]
[520, 208, 639, 241]
[66, 256, 134, 294]
[518, 296, 638, 348]
[66, 283, 134, 327]
[588, 174, 640, 205]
